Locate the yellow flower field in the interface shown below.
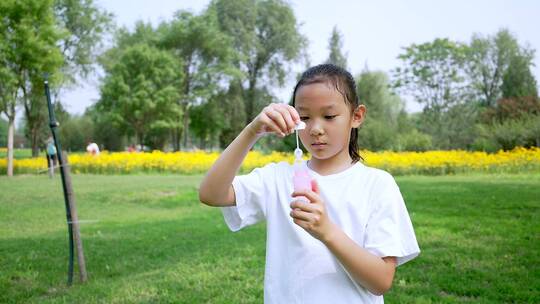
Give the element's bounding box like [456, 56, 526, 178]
[1, 147, 539, 175]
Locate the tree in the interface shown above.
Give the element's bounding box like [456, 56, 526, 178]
[501, 52, 538, 99]
[158, 10, 235, 150]
[1, 0, 111, 159]
[218, 82, 246, 148]
[86, 104, 125, 151]
[0, 41, 18, 176]
[393, 38, 469, 112]
[0, 0, 64, 175]
[23, 82, 51, 156]
[99, 21, 159, 77]
[466, 28, 537, 107]
[54, 0, 113, 85]
[55, 107, 97, 152]
[0, 117, 7, 146]
[482, 96, 540, 123]
[97, 22, 169, 150]
[22, 0, 111, 157]
[190, 98, 225, 150]
[438, 102, 479, 149]
[209, 0, 307, 124]
[325, 26, 348, 69]
[356, 70, 404, 150]
[525, 114, 540, 147]
[357, 70, 403, 123]
[466, 29, 538, 150]
[466, 29, 519, 107]
[396, 129, 433, 152]
[97, 44, 182, 147]
[393, 38, 472, 148]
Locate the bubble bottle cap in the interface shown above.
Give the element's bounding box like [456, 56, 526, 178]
[295, 121, 306, 130]
[293, 121, 306, 163]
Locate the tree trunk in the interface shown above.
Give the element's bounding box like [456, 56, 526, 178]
[172, 127, 180, 151]
[246, 77, 256, 126]
[31, 126, 39, 157]
[137, 132, 144, 149]
[200, 136, 206, 150]
[181, 59, 192, 151]
[182, 105, 190, 150]
[7, 116, 14, 177]
[245, 65, 259, 125]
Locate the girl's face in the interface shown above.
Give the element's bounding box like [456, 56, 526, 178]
[295, 82, 364, 167]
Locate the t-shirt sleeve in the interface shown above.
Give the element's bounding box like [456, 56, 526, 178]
[363, 173, 420, 266]
[221, 163, 276, 232]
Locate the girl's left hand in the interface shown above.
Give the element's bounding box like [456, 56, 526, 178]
[290, 179, 337, 241]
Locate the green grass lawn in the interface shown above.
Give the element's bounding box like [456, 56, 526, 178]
[0, 148, 34, 159]
[1, 174, 538, 303]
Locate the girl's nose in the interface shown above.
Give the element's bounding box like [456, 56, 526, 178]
[309, 122, 324, 136]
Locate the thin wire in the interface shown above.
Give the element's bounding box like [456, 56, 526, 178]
[36, 163, 70, 174]
[67, 219, 100, 224]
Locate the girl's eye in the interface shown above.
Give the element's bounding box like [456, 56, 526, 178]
[300, 117, 309, 121]
[325, 115, 337, 120]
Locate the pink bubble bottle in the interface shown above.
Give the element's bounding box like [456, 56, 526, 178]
[292, 121, 311, 203]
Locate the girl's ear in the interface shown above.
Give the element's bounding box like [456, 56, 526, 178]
[351, 104, 366, 128]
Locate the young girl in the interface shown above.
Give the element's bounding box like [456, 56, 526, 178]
[199, 64, 420, 303]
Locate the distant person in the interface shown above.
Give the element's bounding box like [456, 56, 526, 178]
[86, 142, 100, 156]
[46, 138, 57, 169]
[199, 64, 420, 303]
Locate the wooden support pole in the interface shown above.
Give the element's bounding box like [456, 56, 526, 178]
[61, 152, 87, 282]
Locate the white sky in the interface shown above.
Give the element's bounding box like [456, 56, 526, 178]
[59, 0, 540, 114]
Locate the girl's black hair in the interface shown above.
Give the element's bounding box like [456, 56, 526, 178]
[292, 63, 362, 163]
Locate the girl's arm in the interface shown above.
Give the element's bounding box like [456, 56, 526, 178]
[199, 103, 300, 207]
[198, 126, 259, 207]
[323, 227, 397, 296]
[290, 181, 397, 295]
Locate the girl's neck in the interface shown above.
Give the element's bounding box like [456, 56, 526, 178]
[307, 152, 355, 176]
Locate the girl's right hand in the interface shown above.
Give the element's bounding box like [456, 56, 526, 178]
[247, 103, 301, 138]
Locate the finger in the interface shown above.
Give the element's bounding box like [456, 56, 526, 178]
[292, 189, 320, 204]
[273, 104, 296, 134]
[260, 114, 285, 137]
[286, 105, 301, 124]
[293, 217, 309, 229]
[266, 106, 289, 134]
[290, 200, 317, 212]
[274, 105, 296, 133]
[290, 209, 313, 222]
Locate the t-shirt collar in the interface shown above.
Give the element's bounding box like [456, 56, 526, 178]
[303, 160, 364, 180]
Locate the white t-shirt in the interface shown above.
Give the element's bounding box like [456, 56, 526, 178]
[221, 160, 420, 304]
[86, 143, 100, 155]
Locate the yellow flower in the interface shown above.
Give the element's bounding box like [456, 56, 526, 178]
[1, 147, 539, 175]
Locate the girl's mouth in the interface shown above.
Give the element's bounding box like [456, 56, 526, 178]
[311, 143, 327, 149]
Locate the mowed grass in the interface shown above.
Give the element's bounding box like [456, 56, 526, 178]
[0, 174, 538, 303]
[0, 148, 34, 159]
